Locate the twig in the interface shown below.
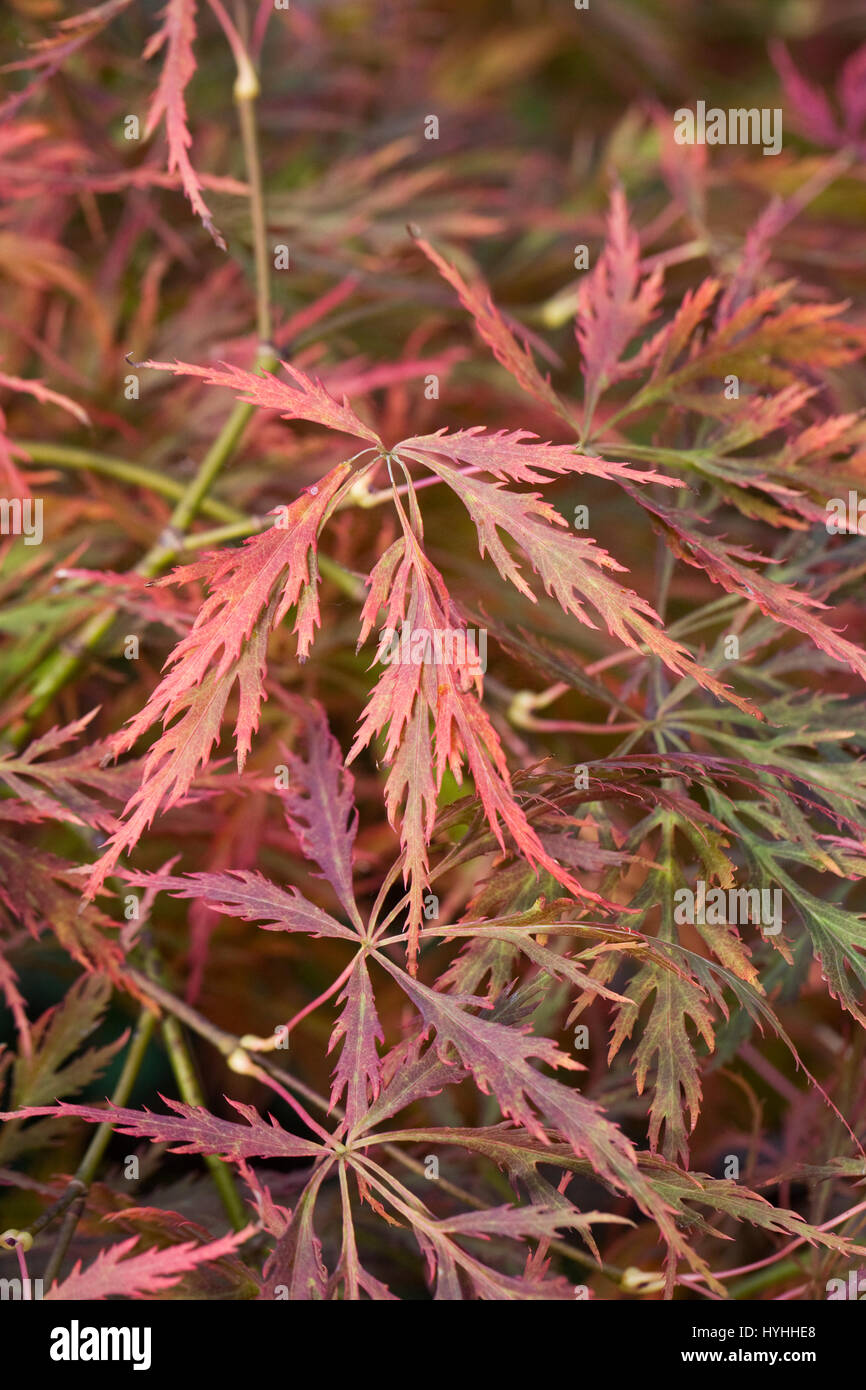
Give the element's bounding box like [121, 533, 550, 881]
[16, 442, 238, 521]
[42, 1007, 157, 1288]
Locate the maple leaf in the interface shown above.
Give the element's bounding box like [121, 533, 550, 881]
[346, 1145, 589, 1299]
[586, 279, 864, 444]
[565, 801, 756, 1168]
[702, 382, 817, 465]
[8, 0, 866, 1310]
[777, 407, 866, 476]
[575, 184, 665, 429]
[45, 1228, 253, 1300]
[641, 277, 722, 380]
[0, 365, 91, 490]
[434, 1201, 625, 1247]
[97, 1204, 260, 1299]
[334, 1168, 399, 1301]
[122, 867, 359, 942]
[358, 1031, 472, 1136]
[11, 975, 126, 1109]
[610, 957, 714, 1168]
[143, 0, 226, 249]
[739, 851, 866, 1030]
[377, 957, 642, 1188]
[84, 463, 351, 898]
[639, 283, 863, 407]
[377, 1096, 733, 1291]
[0, 366, 90, 428]
[261, 1165, 332, 1300]
[143, 356, 383, 446]
[716, 203, 791, 325]
[679, 708, 866, 1030]
[413, 195, 668, 441]
[0, 0, 134, 122]
[400, 425, 680, 488]
[382, 1127, 865, 1267]
[634, 490, 866, 686]
[276, 698, 363, 927]
[0, 950, 29, 1061]
[328, 957, 384, 1133]
[410, 228, 571, 423]
[3, 1096, 324, 1163]
[640, 1152, 866, 1258]
[0, 839, 131, 988]
[420, 1235, 577, 1300]
[600, 823, 864, 1163]
[434, 900, 644, 1012]
[410, 454, 758, 716]
[351, 488, 605, 965]
[53, 567, 193, 635]
[771, 40, 866, 153]
[0, 712, 126, 833]
[84, 617, 271, 899]
[411, 1218, 584, 1300]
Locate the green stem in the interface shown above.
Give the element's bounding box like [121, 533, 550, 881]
[180, 515, 268, 549]
[19, 444, 365, 596]
[19, 605, 123, 737]
[149, 352, 275, 552]
[16, 441, 238, 522]
[235, 76, 272, 346]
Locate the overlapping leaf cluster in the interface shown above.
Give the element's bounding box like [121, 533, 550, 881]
[1, 0, 866, 1302]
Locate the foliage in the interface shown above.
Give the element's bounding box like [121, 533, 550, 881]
[1, 0, 866, 1302]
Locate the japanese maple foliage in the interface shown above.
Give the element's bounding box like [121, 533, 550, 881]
[2, 0, 866, 1305]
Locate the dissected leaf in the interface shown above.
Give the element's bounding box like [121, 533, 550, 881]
[46, 1228, 253, 1300]
[143, 0, 225, 249]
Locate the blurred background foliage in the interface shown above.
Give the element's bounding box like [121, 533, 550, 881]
[1, 0, 866, 1296]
